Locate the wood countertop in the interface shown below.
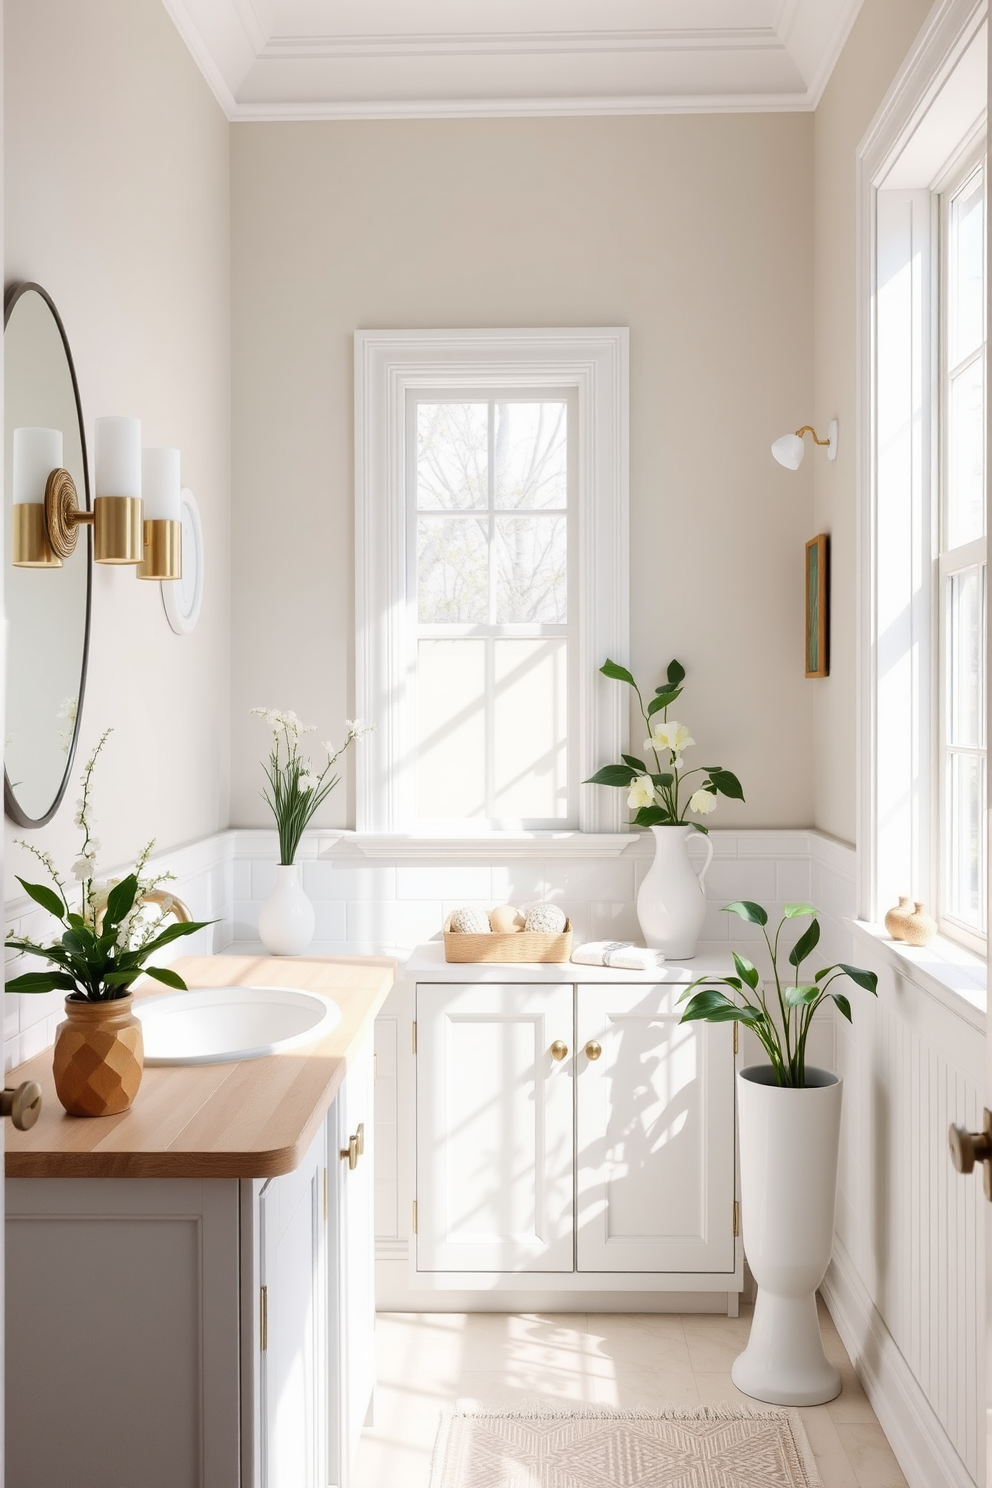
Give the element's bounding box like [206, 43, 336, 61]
[4, 954, 396, 1181]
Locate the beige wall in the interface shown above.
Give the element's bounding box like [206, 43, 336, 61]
[231, 114, 816, 830]
[3, 0, 231, 895]
[812, 0, 934, 845]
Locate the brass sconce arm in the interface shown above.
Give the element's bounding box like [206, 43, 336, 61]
[793, 426, 831, 446]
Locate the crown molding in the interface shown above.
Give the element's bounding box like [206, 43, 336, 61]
[228, 90, 816, 123]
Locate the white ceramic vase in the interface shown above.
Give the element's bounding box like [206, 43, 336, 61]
[636, 824, 714, 958]
[732, 1065, 843, 1406]
[258, 863, 315, 956]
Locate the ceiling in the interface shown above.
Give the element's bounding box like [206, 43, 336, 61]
[161, 0, 866, 121]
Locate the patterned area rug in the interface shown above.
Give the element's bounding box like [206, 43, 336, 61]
[429, 1406, 822, 1488]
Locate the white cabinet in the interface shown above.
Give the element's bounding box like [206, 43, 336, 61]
[416, 983, 574, 1272]
[259, 1127, 328, 1488]
[413, 976, 737, 1288]
[328, 1030, 376, 1488]
[575, 982, 735, 1273]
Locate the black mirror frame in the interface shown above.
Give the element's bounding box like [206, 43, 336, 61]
[3, 281, 92, 829]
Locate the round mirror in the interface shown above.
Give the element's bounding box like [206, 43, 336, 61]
[4, 283, 91, 827]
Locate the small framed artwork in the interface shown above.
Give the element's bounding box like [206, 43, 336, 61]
[805, 533, 829, 678]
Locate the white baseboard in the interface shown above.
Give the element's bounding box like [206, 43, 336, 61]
[822, 1239, 977, 1488]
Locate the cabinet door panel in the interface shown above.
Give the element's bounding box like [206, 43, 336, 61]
[417, 982, 574, 1271]
[576, 983, 735, 1273]
[261, 1127, 327, 1488]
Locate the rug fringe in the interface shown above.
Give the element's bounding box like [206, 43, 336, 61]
[443, 1404, 795, 1422]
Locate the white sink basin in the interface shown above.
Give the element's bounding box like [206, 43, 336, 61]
[136, 985, 341, 1065]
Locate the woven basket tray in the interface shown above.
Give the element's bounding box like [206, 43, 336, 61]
[442, 915, 573, 964]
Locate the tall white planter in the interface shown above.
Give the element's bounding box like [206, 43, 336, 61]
[636, 824, 714, 958]
[258, 864, 316, 957]
[733, 1065, 843, 1405]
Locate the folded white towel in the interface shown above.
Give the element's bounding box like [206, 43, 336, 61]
[571, 940, 664, 970]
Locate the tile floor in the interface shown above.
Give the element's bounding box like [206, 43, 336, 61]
[352, 1302, 908, 1488]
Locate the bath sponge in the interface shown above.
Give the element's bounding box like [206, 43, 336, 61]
[448, 906, 491, 934]
[523, 904, 567, 934]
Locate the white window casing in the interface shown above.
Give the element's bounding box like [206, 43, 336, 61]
[354, 329, 629, 836]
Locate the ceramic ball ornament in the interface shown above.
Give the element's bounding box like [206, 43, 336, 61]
[449, 906, 491, 934]
[523, 904, 567, 934]
[489, 905, 525, 933]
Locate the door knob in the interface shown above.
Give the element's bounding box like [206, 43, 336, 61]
[340, 1134, 360, 1170]
[949, 1109, 992, 1200]
[584, 1040, 602, 1061]
[356, 1121, 365, 1156]
[0, 1081, 42, 1131]
[550, 1041, 569, 1061]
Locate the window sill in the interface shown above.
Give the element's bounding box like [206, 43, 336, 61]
[350, 831, 641, 860]
[847, 918, 986, 1028]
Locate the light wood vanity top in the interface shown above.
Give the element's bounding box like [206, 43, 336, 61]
[4, 954, 395, 1180]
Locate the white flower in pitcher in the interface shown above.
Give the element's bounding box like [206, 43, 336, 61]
[689, 788, 718, 815]
[645, 719, 695, 769]
[627, 775, 656, 810]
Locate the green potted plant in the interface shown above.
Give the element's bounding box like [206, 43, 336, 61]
[5, 730, 212, 1116]
[679, 899, 878, 1405]
[585, 659, 744, 956]
[251, 708, 372, 955]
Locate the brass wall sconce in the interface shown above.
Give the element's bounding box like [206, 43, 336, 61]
[771, 418, 839, 470]
[11, 418, 182, 581]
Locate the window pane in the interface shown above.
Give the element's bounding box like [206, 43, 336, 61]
[417, 403, 488, 510]
[949, 167, 985, 370]
[946, 750, 985, 930]
[948, 567, 984, 748]
[495, 515, 567, 623]
[493, 639, 568, 820]
[947, 358, 985, 548]
[417, 639, 486, 819]
[418, 515, 488, 622]
[494, 402, 567, 510]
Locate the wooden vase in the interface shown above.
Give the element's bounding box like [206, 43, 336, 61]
[902, 902, 937, 947]
[52, 994, 144, 1117]
[883, 896, 913, 940]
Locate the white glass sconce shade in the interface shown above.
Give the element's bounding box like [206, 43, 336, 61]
[141, 448, 181, 521]
[95, 416, 141, 498]
[771, 433, 805, 470]
[771, 418, 839, 470]
[13, 427, 63, 503]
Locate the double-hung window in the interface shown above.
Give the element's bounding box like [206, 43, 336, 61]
[864, 7, 987, 959]
[355, 330, 628, 837]
[412, 395, 576, 827]
[938, 157, 986, 949]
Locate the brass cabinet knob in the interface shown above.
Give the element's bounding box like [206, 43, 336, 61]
[585, 1041, 602, 1061]
[950, 1109, 992, 1200]
[0, 1081, 42, 1131]
[340, 1134, 360, 1170]
[356, 1121, 365, 1156]
[550, 1041, 569, 1061]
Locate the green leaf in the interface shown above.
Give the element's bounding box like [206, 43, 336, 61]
[731, 952, 760, 989]
[706, 1005, 766, 1026]
[788, 918, 821, 967]
[135, 919, 211, 958]
[652, 773, 674, 788]
[632, 805, 668, 827]
[104, 875, 139, 929]
[782, 902, 819, 919]
[141, 966, 189, 990]
[723, 900, 768, 926]
[584, 764, 637, 788]
[677, 976, 741, 1003]
[838, 963, 878, 994]
[708, 769, 745, 801]
[102, 970, 142, 987]
[600, 658, 636, 686]
[621, 755, 646, 772]
[15, 877, 66, 922]
[831, 992, 853, 1022]
[5, 970, 77, 994]
[667, 659, 686, 686]
[785, 983, 820, 1006]
[679, 989, 736, 1020]
[648, 688, 682, 715]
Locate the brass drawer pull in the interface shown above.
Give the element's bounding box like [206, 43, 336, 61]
[341, 1134, 359, 1170]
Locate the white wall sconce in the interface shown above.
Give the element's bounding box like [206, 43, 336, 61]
[11, 417, 182, 581]
[771, 419, 839, 470]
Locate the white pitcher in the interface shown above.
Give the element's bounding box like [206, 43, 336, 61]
[636, 823, 714, 958]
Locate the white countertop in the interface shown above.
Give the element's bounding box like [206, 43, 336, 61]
[405, 941, 734, 983]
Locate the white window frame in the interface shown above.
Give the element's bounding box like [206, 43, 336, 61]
[354, 329, 629, 836]
[857, 0, 988, 945]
